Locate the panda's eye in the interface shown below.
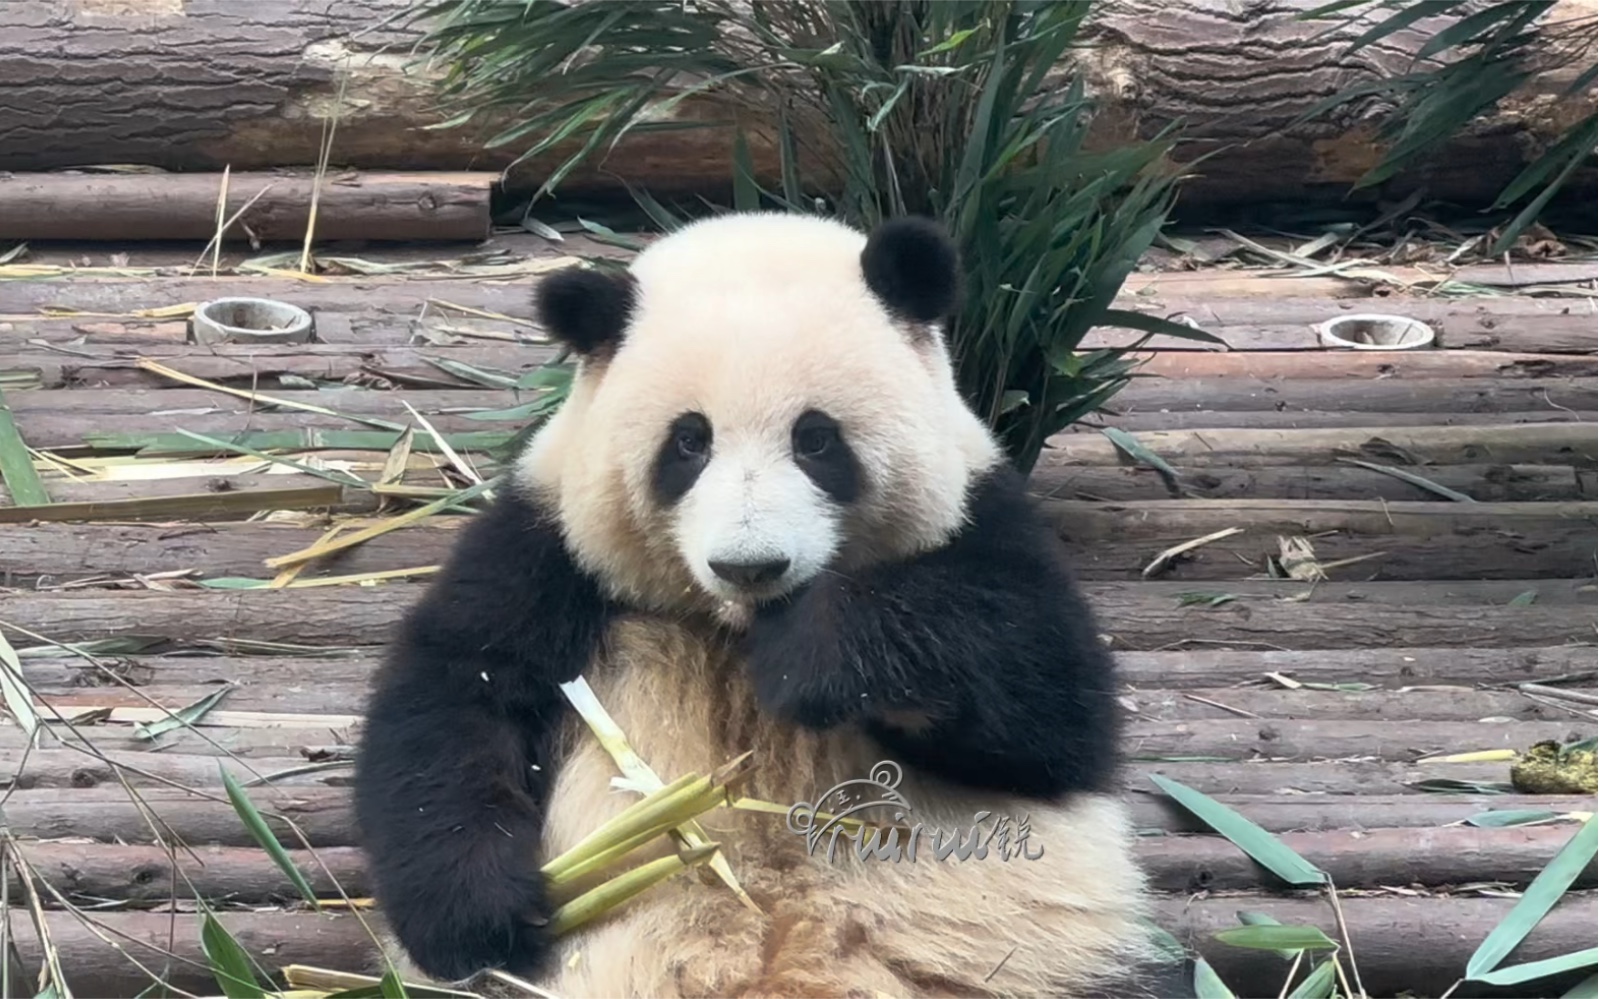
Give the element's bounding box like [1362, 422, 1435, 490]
[796, 426, 835, 458]
[676, 428, 708, 459]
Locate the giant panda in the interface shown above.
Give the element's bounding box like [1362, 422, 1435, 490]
[353, 212, 1183, 999]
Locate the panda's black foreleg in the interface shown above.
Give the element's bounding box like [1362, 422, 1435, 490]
[742, 463, 1121, 799]
[354, 489, 615, 983]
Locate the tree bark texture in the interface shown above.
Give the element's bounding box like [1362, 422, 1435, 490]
[2, 587, 1590, 649]
[1, 1, 1592, 212]
[0, 171, 496, 242]
[13, 823, 1593, 906]
[0, 898, 1591, 998]
[4, 501, 1593, 583]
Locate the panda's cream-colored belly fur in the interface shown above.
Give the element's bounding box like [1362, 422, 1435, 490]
[392, 616, 1154, 998]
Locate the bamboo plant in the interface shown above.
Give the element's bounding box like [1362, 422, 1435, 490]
[398, 0, 1222, 475]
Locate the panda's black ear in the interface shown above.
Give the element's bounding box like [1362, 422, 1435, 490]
[860, 216, 961, 326]
[533, 266, 637, 359]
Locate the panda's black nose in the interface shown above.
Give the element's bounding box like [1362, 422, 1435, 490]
[709, 557, 791, 588]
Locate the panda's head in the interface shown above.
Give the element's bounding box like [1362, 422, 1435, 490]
[514, 212, 1005, 621]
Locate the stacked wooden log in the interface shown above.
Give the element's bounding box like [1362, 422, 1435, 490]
[0, 247, 1594, 996]
[1, 0, 1593, 219]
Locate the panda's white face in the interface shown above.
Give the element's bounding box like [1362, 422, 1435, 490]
[666, 405, 851, 606]
[515, 212, 1005, 619]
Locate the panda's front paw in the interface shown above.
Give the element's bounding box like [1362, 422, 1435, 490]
[743, 587, 857, 730]
[385, 876, 555, 984]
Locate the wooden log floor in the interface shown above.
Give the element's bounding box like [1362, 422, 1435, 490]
[0, 236, 1594, 998]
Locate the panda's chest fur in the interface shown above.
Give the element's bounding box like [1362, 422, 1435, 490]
[539, 614, 887, 867]
[529, 617, 1151, 999]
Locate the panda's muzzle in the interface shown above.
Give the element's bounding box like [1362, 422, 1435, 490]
[708, 556, 791, 589]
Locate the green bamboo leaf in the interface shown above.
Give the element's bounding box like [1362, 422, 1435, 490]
[196, 578, 271, 590]
[1149, 774, 1328, 887]
[420, 356, 521, 389]
[1416, 2, 1551, 61]
[1466, 814, 1598, 980]
[1192, 958, 1237, 999]
[1473, 948, 1598, 987]
[0, 384, 49, 506]
[379, 969, 410, 998]
[1234, 911, 1301, 960]
[0, 626, 40, 745]
[1560, 736, 1597, 760]
[133, 684, 234, 741]
[1098, 308, 1226, 346]
[1287, 958, 1340, 998]
[1493, 114, 1599, 208]
[1214, 925, 1339, 952]
[200, 912, 267, 999]
[219, 762, 322, 910]
[1141, 918, 1187, 964]
[1564, 973, 1599, 998]
[1463, 809, 1566, 828]
[1342, 1, 1471, 55]
[732, 129, 761, 212]
[1101, 428, 1182, 485]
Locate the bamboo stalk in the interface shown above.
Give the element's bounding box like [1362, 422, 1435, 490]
[0, 484, 344, 524]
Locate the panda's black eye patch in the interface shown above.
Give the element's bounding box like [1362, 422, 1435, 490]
[653, 412, 712, 505]
[792, 410, 860, 504]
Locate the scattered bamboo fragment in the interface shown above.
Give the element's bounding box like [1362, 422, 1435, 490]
[135, 358, 410, 433]
[262, 477, 498, 569]
[1141, 527, 1244, 579]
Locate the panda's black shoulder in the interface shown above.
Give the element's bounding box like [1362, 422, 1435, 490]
[387, 483, 607, 687]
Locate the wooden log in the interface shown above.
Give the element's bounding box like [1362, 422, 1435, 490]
[1125, 686, 1581, 723]
[1037, 422, 1599, 469]
[21, 639, 1586, 693]
[1093, 295, 1599, 354]
[1033, 461, 1598, 503]
[24, 682, 370, 718]
[0, 172, 496, 243]
[0, 473, 381, 515]
[26, 401, 1599, 455]
[2, 781, 1593, 846]
[1095, 411, 1599, 432]
[1121, 718, 1589, 762]
[1112, 376, 1598, 415]
[1116, 645, 1598, 690]
[4, 278, 1595, 355]
[1133, 350, 1598, 381]
[14, 821, 1592, 909]
[14, 713, 1589, 763]
[0, 748, 343, 791]
[0, 786, 355, 846]
[0, 895, 1591, 999]
[11, 343, 1588, 393]
[5, 502, 1592, 585]
[1134, 760, 1521, 797]
[16, 642, 1593, 699]
[5, 514, 1592, 584]
[4, 0, 1591, 214]
[1051, 499, 1597, 582]
[1, 342, 563, 391]
[7, 387, 517, 451]
[17, 841, 370, 904]
[1, 587, 1590, 650]
[0, 483, 347, 525]
[1050, 499, 1597, 540]
[1165, 895, 1597, 999]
